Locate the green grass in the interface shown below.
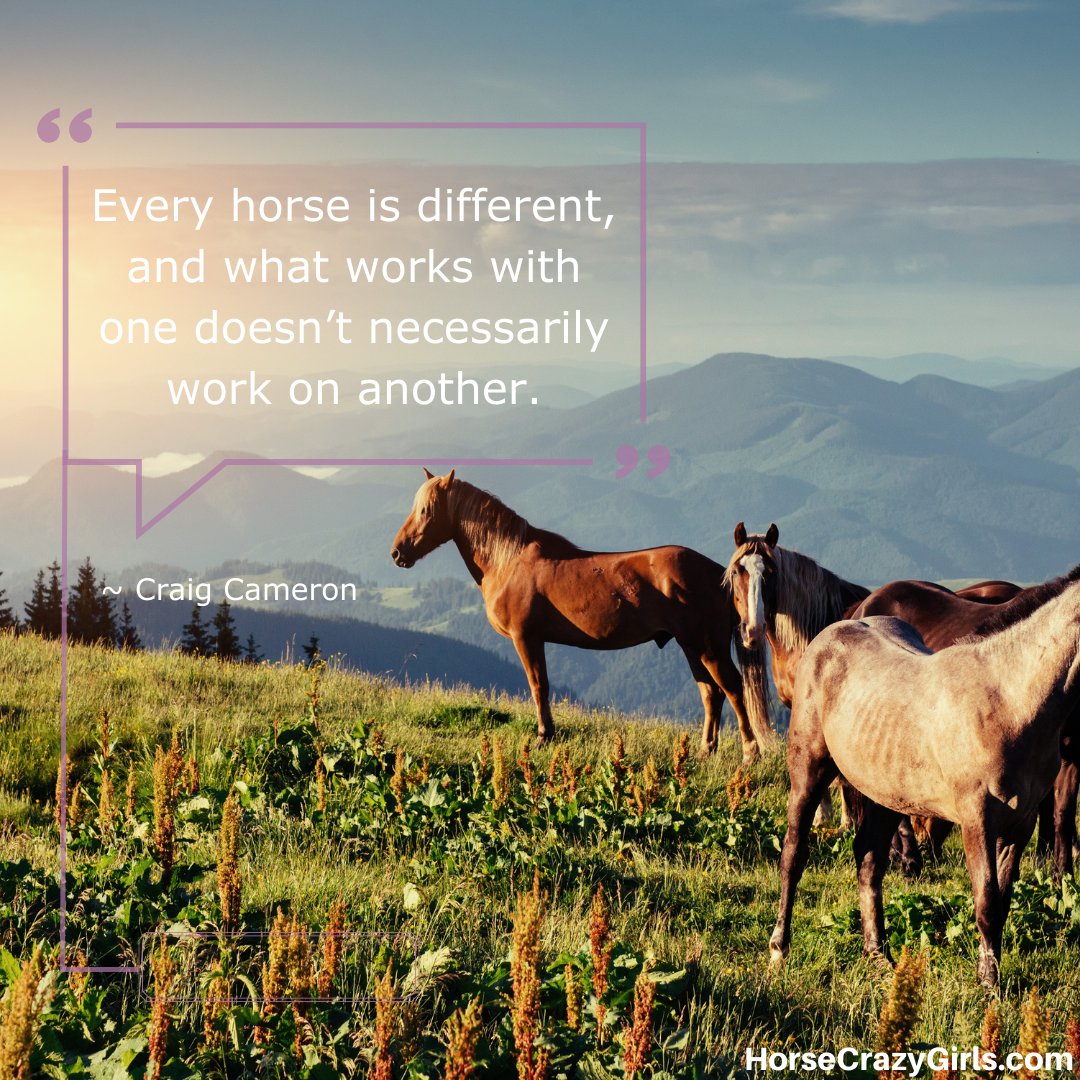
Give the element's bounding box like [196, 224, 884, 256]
[3, 629, 1080, 1077]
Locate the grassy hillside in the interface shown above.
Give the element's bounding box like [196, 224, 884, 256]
[2, 632, 1080, 1077]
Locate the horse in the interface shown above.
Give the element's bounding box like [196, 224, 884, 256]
[851, 568, 1080, 876]
[390, 470, 774, 760]
[770, 576, 1080, 987]
[724, 523, 869, 827]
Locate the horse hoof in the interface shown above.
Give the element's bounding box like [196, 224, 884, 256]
[768, 933, 788, 965]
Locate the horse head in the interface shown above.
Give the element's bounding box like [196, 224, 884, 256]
[391, 468, 457, 568]
[726, 521, 779, 650]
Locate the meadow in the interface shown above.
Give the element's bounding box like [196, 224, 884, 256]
[2, 630, 1080, 1077]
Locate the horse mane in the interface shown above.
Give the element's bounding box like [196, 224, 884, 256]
[449, 480, 581, 571]
[770, 547, 868, 654]
[969, 563, 1080, 639]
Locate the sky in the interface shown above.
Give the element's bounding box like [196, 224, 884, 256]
[2, 0, 1079, 452]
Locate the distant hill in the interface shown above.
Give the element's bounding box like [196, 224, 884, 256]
[4, 352, 1080, 589]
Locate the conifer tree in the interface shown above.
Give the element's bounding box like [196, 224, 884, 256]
[303, 634, 321, 666]
[24, 562, 62, 638]
[211, 600, 240, 661]
[0, 571, 16, 631]
[242, 633, 262, 664]
[180, 604, 210, 656]
[118, 601, 142, 651]
[45, 561, 62, 638]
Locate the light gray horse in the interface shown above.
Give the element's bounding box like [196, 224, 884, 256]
[769, 579, 1080, 987]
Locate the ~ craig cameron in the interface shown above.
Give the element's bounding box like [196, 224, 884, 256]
[135, 577, 358, 607]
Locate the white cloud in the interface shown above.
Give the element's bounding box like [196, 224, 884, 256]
[806, 0, 1030, 23]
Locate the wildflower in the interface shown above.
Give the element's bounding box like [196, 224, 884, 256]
[561, 754, 579, 800]
[217, 792, 242, 931]
[641, 756, 660, 808]
[98, 709, 111, 761]
[67, 949, 89, 1007]
[286, 913, 314, 1061]
[392, 749, 407, 815]
[876, 948, 927, 1080]
[442, 997, 482, 1080]
[564, 964, 581, 1032]
[492, 739, 510, 808]
[0, 944, 53, 1080]
[184, 755, 200, 795]
[147, 940, 173, 1080]
[545, 747, 561, 797]
[125, 768, 137, 819]
[54, 755, 72, 829]
[511, 871, 545, 1080]
[1016, 987, 1051, 1080]
[370, 728, 386, 758]
[1065, 1016, 1080, 1078]
[590, 885, 613, 1042]
[672, 731, 690, 791]
[318, 895, 346, 998]
[152, 737, 184, 890]
[519, 738, 538, 803]
[203, 973, 230, 1046]
[981, 1000, 1002, 1067]
[315, 753, 327, 813]
[371, 961, 396, 1080]
[97, 768, 116, 839]
[726, 765, 752, 812]
[623, 963, 656, 1079]
[256, 908, 290, 1044]
[67, 783, 82, 832]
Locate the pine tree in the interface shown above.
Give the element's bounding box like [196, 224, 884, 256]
[69, 558, 100, 643]
[45, 561, 63, 639]
[180, 604, 210, 656]
[24, 562, 62, 638]
[118, 601, 142, 650]
[0, 571, 17, 631]
[242, 633, 262, 664]
[96, 576, 119, 646]
[303, 634, 321, 666]
[211, 601, 240, 661]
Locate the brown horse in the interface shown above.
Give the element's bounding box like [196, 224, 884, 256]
[851, 568, 1080, 876]
[391, 470, 774, 760]
[770, 578, 1080, 987]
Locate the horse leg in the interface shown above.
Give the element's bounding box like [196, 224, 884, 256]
[510, 635, 555, 744]
[960, 820, 1003, 988]
[1053, 759, 1079, 880]
[1036, 789, 1054, 863]
[997, 815, 1037, 924]
[696, 647, 758, 765]
[926, 818, 953, 862]
[680, 647, 723, 757]
[890, 816, 923, 879]
[769, 744, 837, 963]
[854, 800, 903, 959]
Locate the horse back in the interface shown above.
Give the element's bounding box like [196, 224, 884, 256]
[849, 580, 997, 652]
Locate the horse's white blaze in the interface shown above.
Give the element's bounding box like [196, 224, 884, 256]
[742, 554, 766, 637]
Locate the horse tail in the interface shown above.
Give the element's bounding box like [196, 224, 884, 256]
[734, 639, 777, 753]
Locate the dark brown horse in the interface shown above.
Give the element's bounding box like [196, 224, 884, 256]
[771, 578, 1080, 987]
[851, 568, 1080, 876]
[391, 470, 774, 760]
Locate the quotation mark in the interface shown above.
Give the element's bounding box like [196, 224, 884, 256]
[615, 444, 671, 479]
[37, 107, 93, 143]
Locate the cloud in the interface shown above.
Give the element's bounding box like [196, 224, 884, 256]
[684, 71, 830, 106]
[806, 0, 1031, 23]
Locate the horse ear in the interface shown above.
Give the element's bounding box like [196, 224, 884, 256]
[765, 523, 779, 547]
[422, 467, 434, 480]
[443, 469, 456, 486]
[733, 522, 747, 546]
